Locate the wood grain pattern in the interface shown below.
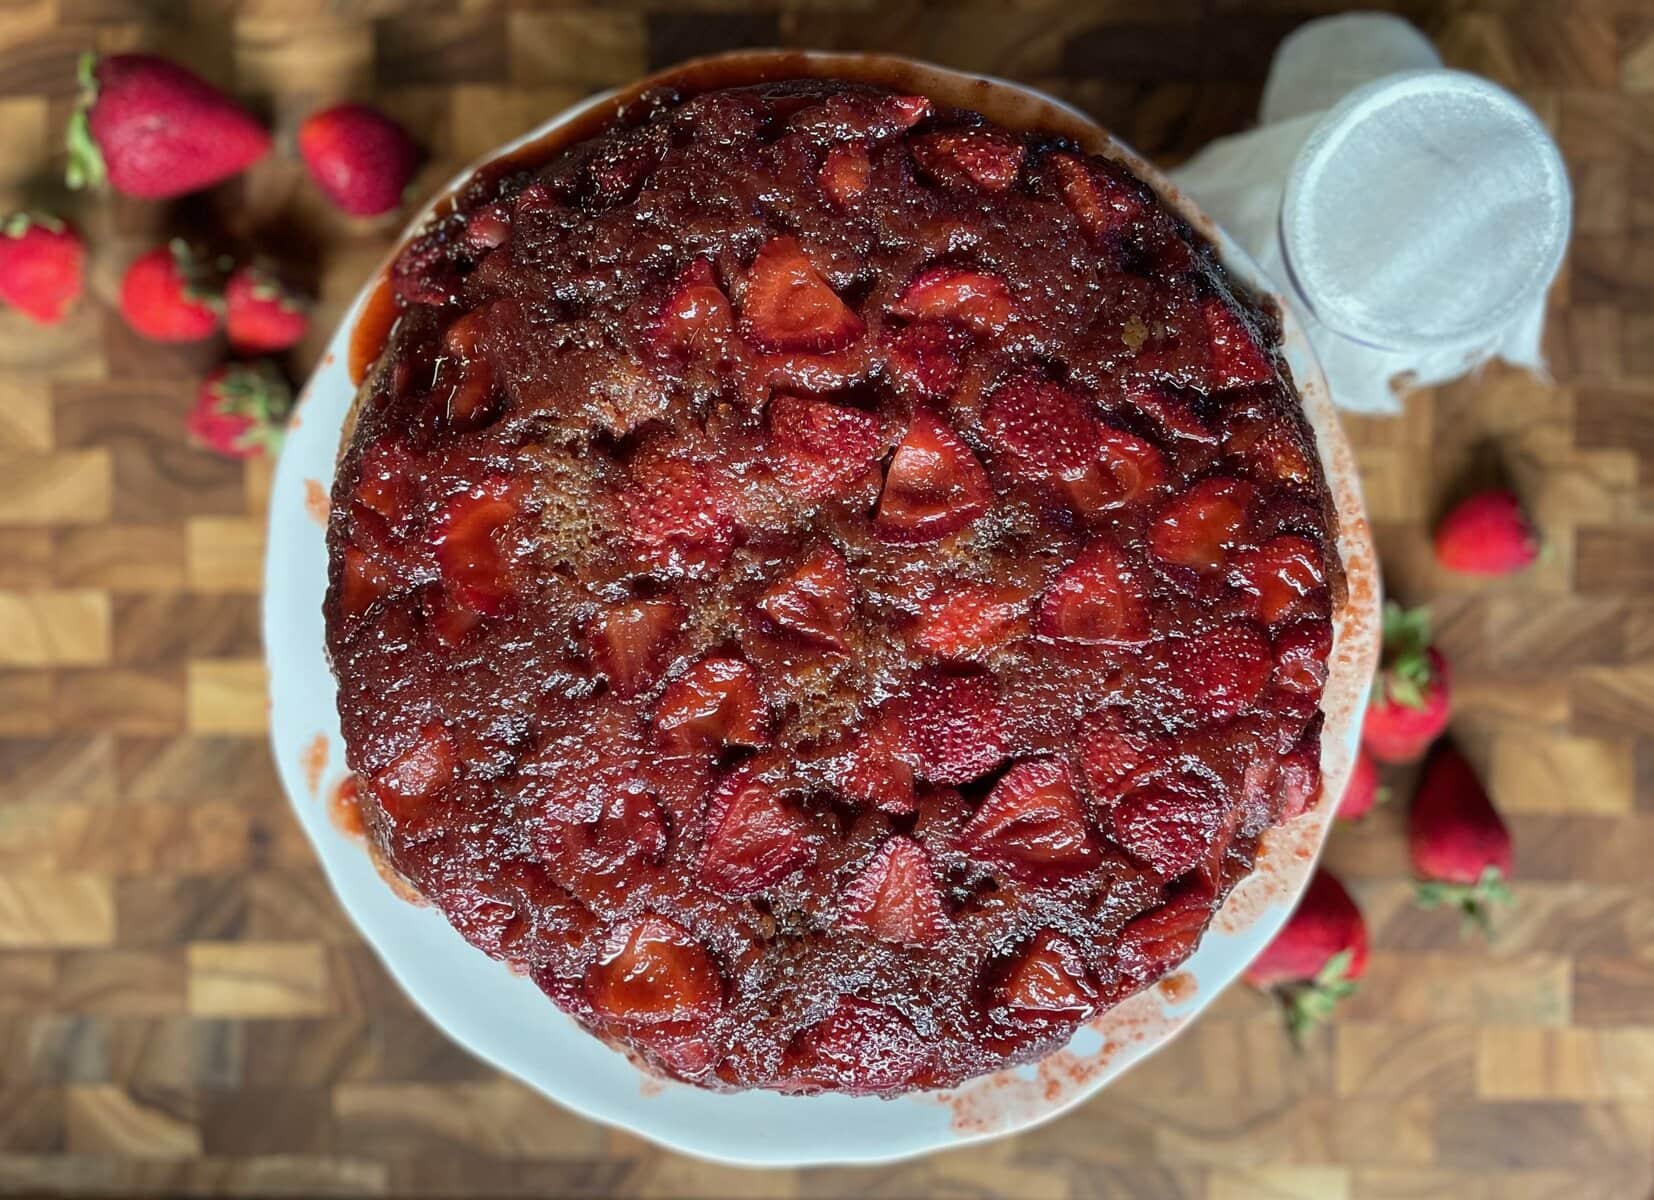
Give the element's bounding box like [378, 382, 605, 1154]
[1, 1, 1651, 1196]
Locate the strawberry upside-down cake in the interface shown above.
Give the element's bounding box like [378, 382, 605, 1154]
[325, 78, 1341, 1096]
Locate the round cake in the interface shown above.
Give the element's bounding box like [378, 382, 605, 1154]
[324, 78, 1341, 1096]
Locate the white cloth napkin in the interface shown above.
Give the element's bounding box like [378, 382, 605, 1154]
[1169, 14, 1572, 414]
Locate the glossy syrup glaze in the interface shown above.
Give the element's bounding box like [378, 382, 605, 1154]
[324, 79, 1338, 1096]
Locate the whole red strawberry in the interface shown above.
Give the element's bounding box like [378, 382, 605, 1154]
[0, 213, 83, 324]
[1409, 743, 1512, 936]
[225, 264, 308, 353]
[1244, 867, 1367, 1042]
[65, 53, 269, 198]
[298, 103, 422, 217]
[120, 242, 223, 342]
[187, 361, 292, 459]
[1434, 489, 1539, 576]
[1362, 602, 1451, 764]
[1337, 748, 1382, 822]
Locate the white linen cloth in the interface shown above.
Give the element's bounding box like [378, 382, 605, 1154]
[1168, 13, 1571, 414]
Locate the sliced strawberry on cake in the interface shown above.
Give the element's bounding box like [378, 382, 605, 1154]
[697, 768, 814, 896]
[841, 835, 946, 946]
[874, 409, 991, 543]
[960, 759, 1100, 880]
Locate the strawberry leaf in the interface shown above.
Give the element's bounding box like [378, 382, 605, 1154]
[1415, 866, 1511, 938]
[64, 53, 106, 191]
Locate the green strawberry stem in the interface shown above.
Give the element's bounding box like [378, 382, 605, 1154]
[1415, 865, 1512, 938]
[1277, 948, 1359, 1048]
[1373, 601, 1434, 710]
[211, 362, 293, 456]
[64, 52, 106, 191]
[1, 212, 65, 238]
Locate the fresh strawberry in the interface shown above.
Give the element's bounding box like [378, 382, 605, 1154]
[0, 213, 83, 324]
[224, 264, 307, 353]
[298, 102, 422, 217]
[1243, 868, 1366, 1042]
[765, 394, 884, 502]
[981, 375, 1101, 485]
[1409, 744, 1513, 935]
[911, 128, 1024, 190]
[911, 582, 1031, 660]
[433, 477, 525, 616]
[891, 267, 1013, 334]
[1000, 929, 1097, 1017]
[841, 835, 946, 946]
[369, 723, 455, 828]
[186, 361, 292, 459]
[651, 258, 733, 358]
[1038, 541, 1151, 646]
[1201, 296, 1274, 388]
[588, 599, 686, 698]
[781, 996, 927, 1094]
[584, 914, 723, 1025]
[740, 235, 864, 353]
[961, 758, 1099, 880]
[1231, 535, 1325, 625]
[874, 409, 991, 543]
[1362, 602, 1451, 764]
[820, 141, 871, 206]
[1077, 708, 1157, 799]
[625, 459, 736, 578]
[1338, 748, 1382, 822]
[652, 656, 770, 756]
[1150, 477, 1257, 573]
[66, 52, 269, 198]
[119, 242, 223, 342]
[1109, 783, 1225, 878]
[838, 714, 917, 815]
[883, 320, 962, 400]
[1434, 489, 1540, 576]
[756, 544, 854, 649]
[697, 768, 812, 896]
[1168, 621, 1271, 722]
[893, 671, 1006, 785]
[1049, 153, 1143, 239]
[1273, 618, 1333, 697]
[1115, 885, 1212, 986]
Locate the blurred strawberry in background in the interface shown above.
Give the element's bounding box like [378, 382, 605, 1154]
[1244, 868, 1368, 1042]
[187, 361, 293, 459]
[1362, 602, 1451, 763]
[0, 213, 83, 324]
[299, 103, 423, 217]
[119, 241, 224, 342]
[1409, 743, 1513, 936]
[1434, 489, 1540, 575]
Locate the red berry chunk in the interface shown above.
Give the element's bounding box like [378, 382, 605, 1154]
[370, 723, 456, 827]
[1274, 742, 1322, 822]
[894, 671, 1006, 785]
[1169, 621, 1272, 721]
[1202, 296, 1274, 388]
[1050, 153, 1143, 239]
[911, 582, 1032, 661]
[838, 715, 918, 815]
[589, 599, 686, 698]
[625, 459, 736, 578]
[874, 409, 991, 544]
[1274, 618, 1333, 696]
[652, 258, 733, 358]
[740, 235, 864, 353]
[1109, 783, 1225, 877]
[1077, 708, 1157, 799]
[981, 375, 1100, 484]
[697, 769, 813, 896]
[590, 789, 669, 868]
[1232, 535, 1325, 625]
[820, 142, 871, 207]
[434, 477, 525, 616]
[1038, 541, 1151, 646]
[781, 996, 928, 1095]
[766, 394, 885, 502]
[756, 544, 854, 650]
[883, 320, 963, 400]
[1116, 886, 1212, 985]
[584, 914, 722, 1025]
[1150, 477, 1257, 573]
[912, 129, 1024, 191]
[652, 656, 770, 755]
[341, 544, 396, 620]
[1071, 425, 1169, 514]
[1000, 930, 1097, 1016]
[961, 759, 1099, 880]
[841, 835, 946, 946]
[891, 267, 1014, 334]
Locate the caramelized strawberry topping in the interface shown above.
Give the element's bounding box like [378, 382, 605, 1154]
[874, 410, 991, 543]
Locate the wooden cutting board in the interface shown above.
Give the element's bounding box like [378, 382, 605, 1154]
[0, 1, 1649, 1196]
